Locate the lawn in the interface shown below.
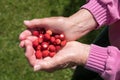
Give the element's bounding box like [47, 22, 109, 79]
[0, 0, 101, 80]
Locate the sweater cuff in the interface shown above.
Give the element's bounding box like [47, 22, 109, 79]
[81, 0, 110, 29]
[85, 44, 108, 74]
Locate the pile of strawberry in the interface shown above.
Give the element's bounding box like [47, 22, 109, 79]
[31, 28, 67, 59]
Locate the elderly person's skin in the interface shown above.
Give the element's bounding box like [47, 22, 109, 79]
[19, 9, 97, 71]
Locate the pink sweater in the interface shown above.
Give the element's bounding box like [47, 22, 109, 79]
[82, 0, 120, 80]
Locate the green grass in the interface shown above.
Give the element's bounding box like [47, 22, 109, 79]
[0, 0, 101, 80]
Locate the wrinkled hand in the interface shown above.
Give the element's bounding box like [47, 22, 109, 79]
[22, 39, 90, 72]
[19, 17, 83, 42]
[19, 9, 97, 46]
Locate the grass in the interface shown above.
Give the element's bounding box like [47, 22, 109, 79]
[0, 0, 102, 80]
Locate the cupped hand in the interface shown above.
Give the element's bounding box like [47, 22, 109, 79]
[23, 39, 90, 72]
[19, 17, 87, 42]
[19, 9, 97, 47]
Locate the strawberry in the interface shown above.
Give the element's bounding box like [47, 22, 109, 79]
[59, 34, 65, 40]
[36, 45, 41, 50]
[38, 38, 43, 44]
[55, 39, 61, 45]
[42, 50, 49, 57]
[44, 33, 51, 41]
[48, 45, 56, 52]
[49, 52, 56, 57]
[46, 30, 52, 35]
[39, 34, 44, 39]
[61, 40, 67, 47]
[35, 50, 42, 59]
[41, 42, 49, 50]
[32, 30, 39, 37]
[55, 35, 60, 39]
[56, 45, 61, 51]
[33, 39, 39, 48]
[50, 36, 55, 43]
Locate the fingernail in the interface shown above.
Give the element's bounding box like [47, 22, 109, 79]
[34, 65, 41, 71]
[24, 20, 30, 24]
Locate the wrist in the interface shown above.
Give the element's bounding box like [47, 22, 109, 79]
[81, 44, 90, 65]
[72, 42, 90, 66]
[68, 9, 97, 38]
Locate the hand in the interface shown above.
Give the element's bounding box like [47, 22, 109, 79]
[23, 39, 90, 72]
[19, 17, 79, 41]
[19, 9, 97, 42]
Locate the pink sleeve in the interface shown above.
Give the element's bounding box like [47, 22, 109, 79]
[85, 44, 120, 80]
[81, 0, 120, 28]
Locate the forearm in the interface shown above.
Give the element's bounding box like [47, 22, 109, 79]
[68, 9, 97, 38]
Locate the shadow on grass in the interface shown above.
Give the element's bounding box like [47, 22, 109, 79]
[49, 0, 85, 17]
[62, 0, 85, 17]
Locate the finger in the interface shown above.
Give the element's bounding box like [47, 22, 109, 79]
[26, 36, 38, 42]
[19, 36, 37, 48]
[33, 54, 66, 71]
[24, 19, 48, 28]
[19, 40, 25, 48]
[19, 30, 32, 41]
[24, 40, 36, 66]
[24, 18, 60, 28]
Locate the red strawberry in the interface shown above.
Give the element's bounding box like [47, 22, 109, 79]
[42, 50, 49, 57]
[61, 40, 67, 47]
[33, 39, 39, 47]
[39, 34, 44, 39]
[48, 45, 56, 52]
[49, 52, 56, 57]
[35, 50, 42, 59]
[38, 38, 43, 44]
[41, 42, 49, 50]
[36, 45, 41, 50]
[50, 36, 55, 43]
[44, 33, 50, 41]
[55, 39, 61, 45]
[55, 35, 60, 39]
[59, 34, 65, 40]
[46, 30, 52, 35]
[56, 45, 61, 51]
[32, 30, 39, 37]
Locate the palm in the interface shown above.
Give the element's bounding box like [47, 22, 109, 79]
[24, 40, 89, 71]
